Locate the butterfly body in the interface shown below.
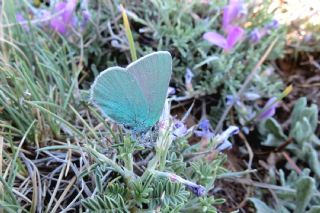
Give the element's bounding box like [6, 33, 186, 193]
[90, 51, 172, 132]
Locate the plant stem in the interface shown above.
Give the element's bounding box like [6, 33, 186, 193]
[120, 4, 137, 61]
[85, 145, 135, 182]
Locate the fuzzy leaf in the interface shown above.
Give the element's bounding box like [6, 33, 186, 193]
[294, 177, 314, 213]
[305, 143, 320, 178]
[249, 198, 276, 213]
[262, 134, 284, 147]
[265, 118, 287, 140]
[291, 97, 307, 124]
[82, 195, 129, 212]
[149, 179, 189, 210]
[303, 104, 318, 132]
[290, 118, 313, 144]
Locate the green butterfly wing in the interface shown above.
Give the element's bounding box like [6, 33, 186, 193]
[127, 51, 172, 129]
[90, 67, 149, 130]
[90, 51, 172, 132]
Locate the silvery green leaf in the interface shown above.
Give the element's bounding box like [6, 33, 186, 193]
[294, 176, 314, 213]
[279, 169, 286, 186]
[305, 143, 320, 178]
[290, 121, 304, 144]
[291, 97, 307, 124]
[277, 190, 296, 200]
[301, 117, 314, 140]
[311, 134, 320, 146]
[302, 104, 318, 132]
[265, 118, 287, 140]
[261, 134, 283, 147]
[290, 118, 313, 144]
[249, 198, 276, 213]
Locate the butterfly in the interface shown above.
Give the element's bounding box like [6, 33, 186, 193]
[90, 51, 172, 132]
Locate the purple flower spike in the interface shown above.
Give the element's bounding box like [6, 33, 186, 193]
[185, 182, 206, 197]
[257, 97, 279, 120]
[204, 0, 245, 52]
[16, 13, 26, 23]
[81, 10, 90, 27]
[249, 28, 262, 43]
[265, 19, 279, 30]
[225, 26, 244, 51]
[50, 0, 78, 34]
[222, 0, 246, 33]
[195, 119, 214, 139]
[16, 13, 29, 31]
[203, 31, 227, 49]
[203, 26, 244, 52]
[66, 0, 78, 18]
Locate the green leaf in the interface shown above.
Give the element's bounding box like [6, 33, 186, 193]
[291, 97, 307, 124]
[294, 177, 314, 213]
[304, 143, 320, 178]
[249, 198, 276, 213]
[302, 104, 318, 132]
[82, 195, 129, 213]
[149, 179, 189, 210]
[290, 118, 313, 144]
[265, 118, 287, 140]
[262, 134, 284, 147]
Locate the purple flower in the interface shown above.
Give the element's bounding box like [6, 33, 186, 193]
[226, 95, 236, 105]
[222, 0, 246, 33]
[195, 119, 214, 139]
[203, 26, 244, 52]
[256, 97, 279, 120]
[16, 13, 29, 31]
[185, 68, 194, 91]
[185, 182, 206, 197]
[16, 13, 26, 23]
[249, 28, 263, 43]
[167, 87, 176, 96]
[80, 10, 90, 28]
[185, 68, 194, 84]
[250, 20, 278, 44]
[204, 0, 246, 52]
[215, 126, 239, 152]
[216, 140, 232, 152]
[50, 0, 78, 34]
[169, 174, 206, 197]
[265, 19, 279, 31]
[220, 126, 239, 140]
[172, 120, 187, 138]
